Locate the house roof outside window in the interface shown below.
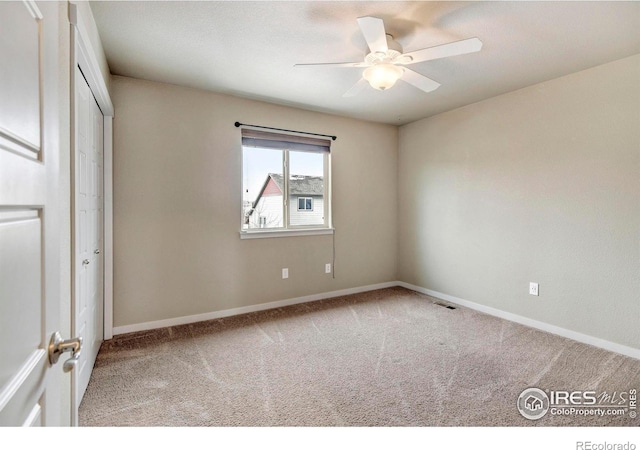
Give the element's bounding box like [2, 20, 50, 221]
[246, 173, 324, 219]
[266, 173, 323, 197]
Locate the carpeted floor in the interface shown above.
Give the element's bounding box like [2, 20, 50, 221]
[79, 287, 640, 426]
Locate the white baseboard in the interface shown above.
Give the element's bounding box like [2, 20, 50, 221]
[397, 281, 640, 361]
[112, 281, 398, 336]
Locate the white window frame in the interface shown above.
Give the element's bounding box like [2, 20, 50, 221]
[297, 197, 313, 211]
[239, 129, 333, 239]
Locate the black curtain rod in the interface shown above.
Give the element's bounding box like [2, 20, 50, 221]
[235, 122, 337, 141]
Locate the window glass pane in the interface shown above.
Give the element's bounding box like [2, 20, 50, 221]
[289, 151, 324, 226]
[243, 147, 283, 229]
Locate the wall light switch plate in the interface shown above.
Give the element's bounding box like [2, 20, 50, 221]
[529, 282, 539, 296]
[325, 263, 331, 274]
[282, 268, 288, 279]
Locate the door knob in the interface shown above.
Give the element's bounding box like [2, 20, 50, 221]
[83, 259, 90, 265]
[48, 332, 83, 373]
[94, 249, 100, 254]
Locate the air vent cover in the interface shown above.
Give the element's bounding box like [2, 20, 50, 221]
[435, 302, 457, 310]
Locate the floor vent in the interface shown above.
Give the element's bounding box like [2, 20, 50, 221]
[435, 302, 457, 310]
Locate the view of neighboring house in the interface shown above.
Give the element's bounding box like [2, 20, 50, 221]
[246, 173, 324, 228]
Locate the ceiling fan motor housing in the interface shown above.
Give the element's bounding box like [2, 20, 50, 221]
[365, 34, 404, 64]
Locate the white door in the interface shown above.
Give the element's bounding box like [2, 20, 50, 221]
[73, 66, 104, 413]
[0, 1, 70, 426]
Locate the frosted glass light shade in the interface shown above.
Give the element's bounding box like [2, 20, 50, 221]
[363, 64, 404, 91]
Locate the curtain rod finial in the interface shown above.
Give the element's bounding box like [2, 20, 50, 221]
[234, 122, 241, 127]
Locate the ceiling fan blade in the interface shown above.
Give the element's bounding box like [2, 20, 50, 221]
[357, 16, 388, 54]
[400, 68, 441, 93]
[294, 61, 369, 68]
[403, 37, 483, 64]
[342, 78, 369, 97]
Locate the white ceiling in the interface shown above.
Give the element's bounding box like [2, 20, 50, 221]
[90, 1, 640, 125]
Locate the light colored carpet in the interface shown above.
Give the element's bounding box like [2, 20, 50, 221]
[79, 287, 640, 426]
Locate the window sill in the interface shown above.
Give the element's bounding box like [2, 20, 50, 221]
[239, 228, 334, 240]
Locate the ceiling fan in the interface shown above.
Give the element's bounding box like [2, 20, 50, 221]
[294, 16, 482, 97]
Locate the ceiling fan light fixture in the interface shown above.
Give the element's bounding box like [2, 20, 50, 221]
[295, 16, 482, 97]
[363, 63, 403, 91]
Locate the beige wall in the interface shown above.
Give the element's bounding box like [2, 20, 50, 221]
[111, 75, 398, 327]
[398, 54, 640, 349]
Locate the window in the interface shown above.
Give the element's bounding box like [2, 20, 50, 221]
[298, 197, 313, 211]
[241, 129, 331, 236]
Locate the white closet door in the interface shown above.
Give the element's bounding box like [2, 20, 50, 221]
[74, 66, 104, 411]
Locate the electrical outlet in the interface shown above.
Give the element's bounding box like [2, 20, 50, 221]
[282, 268, 288, 279]
[529, 282, 539, 296]
[325, 263, 331, 274]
